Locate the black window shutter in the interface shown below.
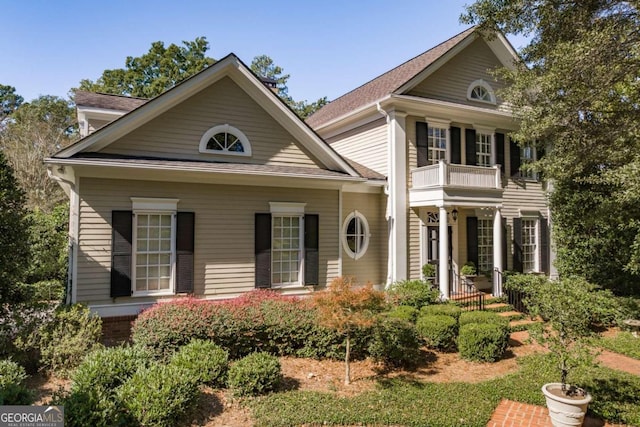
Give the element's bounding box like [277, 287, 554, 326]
[502, 218, 508, 272]
[304, 214, 319, 285]
[176, 212, 195, 293]
[513, 218, 523, 272]
[465, 129, 477, 166]
[540, 216, 549, 274]
[416, 121, 429, 167]
[450, 126, 461, 164]
[255, 213, 272, 288]
[496, 133, 505, 176]
[466, 216, 478, 268]
[111, 211, 133, 297]
[510, 139, 521, 177]
[536, 143, 545, 181]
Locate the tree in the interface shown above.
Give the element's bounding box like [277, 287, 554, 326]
[312, 277, 385, 384]
[0, 150, 31, 305]
[0, 84, 23, 122]
[0, 95, 77, 211]
[462, 1, 640, 293]
[78, 37, 215, 98]
[250, 54, 328, 119]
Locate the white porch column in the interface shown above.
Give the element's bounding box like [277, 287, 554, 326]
[386, 110, 408, 285]
[493, 208, 504, 296]
[438, 206, 449, 299]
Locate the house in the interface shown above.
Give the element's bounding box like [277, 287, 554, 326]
[46, 27, 553, 322]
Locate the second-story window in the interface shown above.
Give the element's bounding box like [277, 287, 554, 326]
[428, 126, 447, 164]
[520, 143, 536, 179]
[476, 132, 492, 167]
[199, 124, 252, 157]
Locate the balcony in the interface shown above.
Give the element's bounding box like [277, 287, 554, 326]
[409, 161, 503, 207]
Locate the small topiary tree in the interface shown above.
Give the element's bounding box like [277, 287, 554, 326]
[313, 277, 385, 384]
[416, 314, 458, 351]
[458, 323, 509, 362]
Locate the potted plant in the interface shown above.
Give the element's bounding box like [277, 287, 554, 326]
[459, 262, 477, 290]
[524, 276, 615, 427]
[422, 263, 436, 282]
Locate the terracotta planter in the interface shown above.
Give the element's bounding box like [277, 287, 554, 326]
[542, 383, 592, 427]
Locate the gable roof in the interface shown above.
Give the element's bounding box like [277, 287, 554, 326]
[307, 27, 517, 129]
[75, 91, 148, 112]
[54, 54, 359, 177]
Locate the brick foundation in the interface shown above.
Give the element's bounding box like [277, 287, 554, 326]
[101, 315, 137, 346]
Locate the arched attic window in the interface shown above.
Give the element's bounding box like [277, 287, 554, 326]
[467, 79, 496, 105]
[199, 124, 252, 156]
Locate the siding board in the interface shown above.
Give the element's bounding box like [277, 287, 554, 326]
[328, 118, 388, 175]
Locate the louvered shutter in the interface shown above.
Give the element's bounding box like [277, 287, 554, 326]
[111, 211, 133, 297]
[510, 139, 521, 177]
[466, 216, 478, 268]
[513, 218, 523, 272]
[416, 121, 429, 167]
[176, 212, 195, 293]
[304, 214, 319, 285]
[465, 129, 477, 166]
[450, 126, 461, 164]
[255, 213, 272, 288]
[540, 216, 549, 274]
[496, 133, 505, 177]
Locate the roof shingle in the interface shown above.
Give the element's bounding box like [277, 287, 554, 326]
[75, 90, 149, 112]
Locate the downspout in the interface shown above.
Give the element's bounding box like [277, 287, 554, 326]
[376, 102, 393, 287]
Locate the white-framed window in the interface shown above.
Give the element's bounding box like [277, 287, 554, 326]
[269, 202, 305, 287]
[522, 218, 538, 272]
[476, 132, 492, 167]
[467, 79, 496, 104]
[478, 219, 493, 274]
[428, 126, 447, 164]
[131, 198, 179, 296]
[342, 211, 370, 260]
[520, 143, 537, 180]
[199, 124, 252, 156]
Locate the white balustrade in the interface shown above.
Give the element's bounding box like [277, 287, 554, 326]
[411, 162, 501, 190]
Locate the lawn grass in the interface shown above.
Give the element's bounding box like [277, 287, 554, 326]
[597, 331, 640, 360]
[249, 354, 640, 427]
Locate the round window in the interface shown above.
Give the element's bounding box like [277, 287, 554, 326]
[341, 211, 370, 260]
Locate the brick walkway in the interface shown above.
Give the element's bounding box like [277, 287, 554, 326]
[487, 399, 629, 427]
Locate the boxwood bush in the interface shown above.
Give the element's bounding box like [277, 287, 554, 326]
[119, 364, 200, 427]
[387, 280, 439, 309]
[367, 317, 421, 368]
[170, 339, 228, 387]
[386, 305, 419, 323]
[458, 323, 509, 362]
[227, 352, 282, 397]
[0, 359, 32, 405]
[459, 311, 509, 328]
[420, 304, 463, 321]
[416, 314, 458, 351]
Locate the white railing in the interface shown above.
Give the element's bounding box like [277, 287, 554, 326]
[411, 161, 501, 190]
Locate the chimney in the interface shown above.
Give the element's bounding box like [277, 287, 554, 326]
[258, 76, 279, 95]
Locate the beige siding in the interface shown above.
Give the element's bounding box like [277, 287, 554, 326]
[89, 119, 110, 134]
[328, 118, 388, 175]
[405, 116, 421, 280]
[76, 177, 340, 306]
[407, 38, 507, 110]
[341, 191, 387, 285]
[100, 77, 324, 169]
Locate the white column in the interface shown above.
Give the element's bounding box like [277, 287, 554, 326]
[493, 208, 504, 297]
[387, 110, 407, 284]
[439, 206, 449, 299]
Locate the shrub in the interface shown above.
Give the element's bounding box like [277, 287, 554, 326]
[170, 339, 228, 387]
[415, 314, 458, 351]
[460, 262, 476, 276]
[386, 305, 419, 323]
[459, 311, 509, 329]
[53, 345, 150, 427]
[0, 359, 32, 405]
[420, 303, 463, 321]
[422, 263, 436, 278]
[458, 323, 509, 362]
[14, 303, 102, 376]
[367, 317, 421, 368]
[227, 352, 282, 397]
[119, 364, 199, 427]
[387, 280, 439, 309]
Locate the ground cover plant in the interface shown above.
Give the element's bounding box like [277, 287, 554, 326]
[597, 331, 640, 360]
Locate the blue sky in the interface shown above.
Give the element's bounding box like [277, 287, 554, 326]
[1, 1, 529, 104]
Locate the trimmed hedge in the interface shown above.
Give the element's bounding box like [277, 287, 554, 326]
[459, 311, 509, 328]
[420, 304, 463, 320]
[458, 323, 509, 362]
[0, 359, 32, 405]
[367, 317, 421, 368]
[387, 280, 439, 309]
[228, 352, 282, 397]
[386, 305, 419, 323]
[416, 314, 458, 351]
[170, 339, 228, 387]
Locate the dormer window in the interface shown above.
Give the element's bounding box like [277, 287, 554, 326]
[467, 80, 496, 104]
[199, 124, 252, 156]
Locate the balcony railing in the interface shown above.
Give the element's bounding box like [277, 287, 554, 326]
[411, 161, 502, 190]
